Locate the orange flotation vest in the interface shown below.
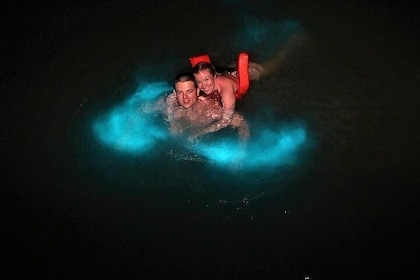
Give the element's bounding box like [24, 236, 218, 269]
[189, 54, 211, 67]
[189, 53, 250, 99]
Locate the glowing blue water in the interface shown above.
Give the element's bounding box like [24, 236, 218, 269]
[193, 122, 308, 170]
[93, 81, 172, 155]
[225, 0, 303, 60]
[92, 80, 310, 170]
[92, 13, 309, 170]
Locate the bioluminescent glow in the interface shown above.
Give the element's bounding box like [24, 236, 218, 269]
[93, 81, 172, 155]
[235, 18, 303, 60]
[191, 122, 308, 170]
[130, 81, 171, 103]
[247, 124, 307, 167]
[93, 79, 310, 168]
[224, 1, 303, 61]
[194, 139, 243, 165]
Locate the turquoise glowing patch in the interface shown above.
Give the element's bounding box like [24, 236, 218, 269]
[193, 123, 308, 169]
[92, 80, 172, 155]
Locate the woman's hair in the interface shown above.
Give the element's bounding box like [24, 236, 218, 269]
[192, 62, 216, 76]
[173, 71, 197, 88]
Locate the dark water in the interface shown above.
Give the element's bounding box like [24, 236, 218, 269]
[3, 1, 419, 279]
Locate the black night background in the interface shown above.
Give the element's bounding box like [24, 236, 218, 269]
[2, 1, 418, 279]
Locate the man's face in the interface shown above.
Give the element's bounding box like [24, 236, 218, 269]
[175, 80, 198, 108]
[194, 69, 215, 95]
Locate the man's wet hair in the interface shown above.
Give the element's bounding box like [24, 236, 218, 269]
[174, 71, 197, 88]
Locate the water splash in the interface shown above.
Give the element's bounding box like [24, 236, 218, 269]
[92, 81, 172, 155]
[92, 79, 310, 169]
[192, 121, 309, 170]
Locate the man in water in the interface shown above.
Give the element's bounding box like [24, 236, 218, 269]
[150, 71, 250, 143]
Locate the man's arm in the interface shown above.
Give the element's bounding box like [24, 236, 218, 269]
[204, 108, 234, 131]
[188, 110, 251, 144]
[231, 113, 250, 142]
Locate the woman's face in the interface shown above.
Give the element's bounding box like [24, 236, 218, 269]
[194, 69, 216, 95]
